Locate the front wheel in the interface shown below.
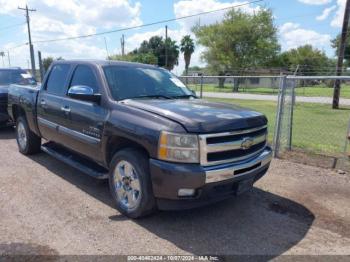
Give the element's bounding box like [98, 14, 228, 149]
[109, 148, 156, 218]
[16, 116, 41, 155]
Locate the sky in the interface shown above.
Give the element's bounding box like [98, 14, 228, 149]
[0, 0, 346, 75]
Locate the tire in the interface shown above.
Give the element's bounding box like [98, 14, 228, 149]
[109, 148, 156, 218]
[16, 116, 41, 155]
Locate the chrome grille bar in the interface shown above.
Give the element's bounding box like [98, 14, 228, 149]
[206, 133, 267, 153]
[199, 125, 268, 166]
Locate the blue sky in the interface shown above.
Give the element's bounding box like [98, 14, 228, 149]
[0, 0, 345, 74]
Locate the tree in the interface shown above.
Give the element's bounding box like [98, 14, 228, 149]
[109, 52, 157, 65]
[133, 36, 179, 70]
[280, 45, 334, 77]
[42, 57, 53, 72]
[42, 56, 63, 73]
[180, 35, 195, 76]
[331, 30, 350, 67]
[193, 9, 280, 90]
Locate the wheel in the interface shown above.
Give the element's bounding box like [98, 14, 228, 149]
[16, 116, 41, 155]
[109, 148, 156, 218]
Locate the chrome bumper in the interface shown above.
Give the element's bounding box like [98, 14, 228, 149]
[204, 147, 272, 184]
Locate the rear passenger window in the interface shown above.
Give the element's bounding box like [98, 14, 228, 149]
[70, 65, 98, 93]
[46, 64, 70, 96]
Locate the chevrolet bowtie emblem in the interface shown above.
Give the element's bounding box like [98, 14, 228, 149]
[241, 137, 254, 150]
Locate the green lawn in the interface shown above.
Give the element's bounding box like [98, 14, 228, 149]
[207, 98, 350, 155]
[188, 84, 350, 98]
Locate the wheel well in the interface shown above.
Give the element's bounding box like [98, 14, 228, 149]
[106, 136, 149, 166]
[12, 105, 25, 121]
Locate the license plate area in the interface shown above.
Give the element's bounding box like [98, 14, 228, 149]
[236, 178, 254, 195]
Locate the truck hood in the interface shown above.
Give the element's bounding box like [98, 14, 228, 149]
[123, 99, 267, 133]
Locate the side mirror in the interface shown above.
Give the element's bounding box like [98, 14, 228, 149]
[67, 85, 101, 103]
[190, 89, 197, 97]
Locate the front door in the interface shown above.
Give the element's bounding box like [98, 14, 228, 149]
[60, 65, 107, 163]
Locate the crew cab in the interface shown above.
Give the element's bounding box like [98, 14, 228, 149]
[0, 68, 36, 126]
[8, 60, 272, 218]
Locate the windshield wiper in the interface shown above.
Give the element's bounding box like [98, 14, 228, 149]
[123, 95, 173, 100]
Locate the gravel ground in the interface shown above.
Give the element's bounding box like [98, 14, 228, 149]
[0, 127, 350, 257]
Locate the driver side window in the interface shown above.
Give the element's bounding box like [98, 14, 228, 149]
[70, 65, 98, 93]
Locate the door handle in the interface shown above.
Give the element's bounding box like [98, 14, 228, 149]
[40, 100, 46, 106]
[61, 106, 71, 113]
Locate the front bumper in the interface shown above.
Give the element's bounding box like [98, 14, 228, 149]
[150, 146, 272, 210]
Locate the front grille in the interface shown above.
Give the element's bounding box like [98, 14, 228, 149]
[199, 125, 267, 166]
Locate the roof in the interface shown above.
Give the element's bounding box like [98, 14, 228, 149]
[53, 59, 159, 69]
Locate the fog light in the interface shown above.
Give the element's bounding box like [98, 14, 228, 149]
[178, 188, 196, 197]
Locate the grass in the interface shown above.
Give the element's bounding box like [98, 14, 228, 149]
[206, 97, 350, 155]
[188, 84, 350, 98]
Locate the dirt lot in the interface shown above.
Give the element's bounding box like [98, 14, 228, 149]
[0, 127, 350, 257]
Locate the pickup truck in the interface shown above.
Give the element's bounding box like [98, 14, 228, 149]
[0, 68, 37, 126]
[8, 60, 272, 218]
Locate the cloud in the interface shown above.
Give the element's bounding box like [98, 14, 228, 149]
[0, 0, 26, 14]
[279, 22, 331, 51]
[5, 38, 108, 70]
[316, 5, 337, 20]
[0, 0, 142, 68]
[0, 0, 142, 29]
[298, 0, 332, 5]
[122, 0, 260, 74]
[331, 0, 346, 27]
[173, 0, 260, 33]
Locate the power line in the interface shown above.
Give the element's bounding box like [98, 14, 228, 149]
[32, 0, 263, 44]
[0, 22, 26, 31]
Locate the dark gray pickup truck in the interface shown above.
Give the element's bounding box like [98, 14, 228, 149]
[8, 60, 272, 218]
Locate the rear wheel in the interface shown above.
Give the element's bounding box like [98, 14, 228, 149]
[16, 116, 41, 155]
[109, 148, 156, 218]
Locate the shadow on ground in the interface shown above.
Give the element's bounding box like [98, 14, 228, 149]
[0, 127, 15, 140]
[28, 152, 314, 256]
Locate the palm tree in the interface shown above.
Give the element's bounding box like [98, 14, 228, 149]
[180, 35, 195, 76]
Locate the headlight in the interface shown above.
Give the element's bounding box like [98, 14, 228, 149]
[158, 131, 199, 163]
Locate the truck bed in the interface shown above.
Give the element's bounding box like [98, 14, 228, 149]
[8, 84, 40, 134]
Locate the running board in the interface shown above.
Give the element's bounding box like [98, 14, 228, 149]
[41, 142, 109, 179]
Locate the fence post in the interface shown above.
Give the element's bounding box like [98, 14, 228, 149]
[200, 75, 203, 98]
[38, 51, 44, 82]
[287, 78, 296, 150]
[344, 117, 350, 155]
[273, 75, 287, 157]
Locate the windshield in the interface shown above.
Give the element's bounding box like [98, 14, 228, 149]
[0, 70, 37, 86]
[103, 65, 193, 100]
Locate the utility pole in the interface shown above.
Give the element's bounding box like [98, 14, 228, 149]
[121, 34, 125, 56]
[0, 52, 5, 67]
[104, 37, 110, 59]
[165, 25, 168, 69]
[18, 5, 36, 78]
[38, 51, 44, 81]
[332, 0, 350, 109]
[7, 51, 11, 67]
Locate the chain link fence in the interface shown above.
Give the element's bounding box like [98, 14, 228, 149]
[179, 75, 350, 170]
[275, 76, 350, 170]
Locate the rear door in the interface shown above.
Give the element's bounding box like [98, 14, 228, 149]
[37, 63, 72, 142]
[60, 64, 108, 163]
